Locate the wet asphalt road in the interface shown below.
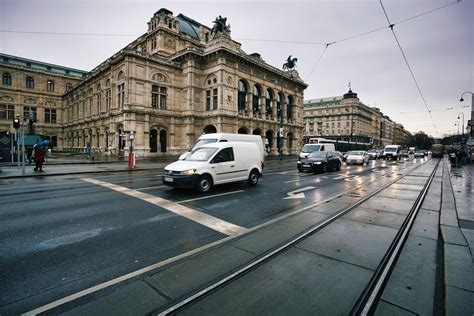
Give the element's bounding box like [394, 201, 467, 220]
[0, 156, 427, 314]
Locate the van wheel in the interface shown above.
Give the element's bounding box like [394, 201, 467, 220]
[248, 169, 260, 186]
[196, 175, 212, 193]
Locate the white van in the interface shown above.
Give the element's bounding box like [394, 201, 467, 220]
[179, 133, 264, 165]
[163, 142, 262, 193]
[299, 143, 336, 159]
[383, 145, 402, 160]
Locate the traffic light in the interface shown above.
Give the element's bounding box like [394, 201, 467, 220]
[13, 117, 20, 129]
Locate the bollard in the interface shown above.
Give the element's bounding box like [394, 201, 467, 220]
[128, 152, 136, 169]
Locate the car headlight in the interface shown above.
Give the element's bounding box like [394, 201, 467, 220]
[179, 169, 196, 176]
[314, 161, 322, 165]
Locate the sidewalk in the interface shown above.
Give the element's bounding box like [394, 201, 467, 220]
[0, 155, 174, 179]
[441, 160, 474, 315]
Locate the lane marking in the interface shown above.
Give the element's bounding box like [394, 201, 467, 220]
[136, 185, 167, 191]
[177, 190, 244, 204]
[81, 178, 248, 237]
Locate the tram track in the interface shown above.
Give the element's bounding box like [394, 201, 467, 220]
[158, 159, 439, 315]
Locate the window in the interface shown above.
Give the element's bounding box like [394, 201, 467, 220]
[105, 89, 111, 111]
[238, 80, 247, 112]
[23, 106, 37, 121]
[152, 85, 159, 108]
[26, 77, 34, 89]
[82, 101, 86, 117]
[206, 88, 217, 110]
[97, 93, 102, 113]
[253, 85, 261, 112]
[265, 89, 273, 116]
[117, 83, 125, 107]
[159, 87, 167, 109]
[89, 96, 93, 116]
[44, 108, 57, 123]
[151, 37, 157, 50]
[213, 147, 234, 163]
[2, 73, 12, 86]
[47, 80, 55, 92]
[0, 104, 14, 120]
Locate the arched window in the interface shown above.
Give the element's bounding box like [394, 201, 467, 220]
[287, 96, 294, 120]
[252, 85, 261, 112]
[238, 80, 247, 112]
[277, 92, 285, 120]
[265, 89, 273, 116]
[2, 73, 12, 86]
[26, 76, 34, 89]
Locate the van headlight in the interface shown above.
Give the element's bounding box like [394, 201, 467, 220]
[179, 169, 196, 176]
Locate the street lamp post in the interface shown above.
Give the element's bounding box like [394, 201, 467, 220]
[457, 112, 465, 143]
[460, 91, 474, 145]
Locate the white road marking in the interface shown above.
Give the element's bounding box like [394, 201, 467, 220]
[284, 179, 300, 184]
[136, 185, 167, 191]
[81, 178, 248, 236]
[283, 186, 316, 199]
[177, 190, 244, 204]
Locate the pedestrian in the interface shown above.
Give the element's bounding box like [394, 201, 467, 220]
[33, 145, 45, 172]
[27, 147, 33, 164]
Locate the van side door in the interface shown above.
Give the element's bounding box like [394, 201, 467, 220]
[210, 147, 237, 184]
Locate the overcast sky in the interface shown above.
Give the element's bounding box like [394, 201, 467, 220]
[1, 0, 472, 137]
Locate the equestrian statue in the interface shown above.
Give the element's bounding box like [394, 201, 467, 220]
[211, 15, 231, 35]
[283, 55, 298, 71]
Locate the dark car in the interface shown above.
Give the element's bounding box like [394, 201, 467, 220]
[414, 149, 426, 158]
[297, 151, 341, 173]
[400, 149, 409, 157]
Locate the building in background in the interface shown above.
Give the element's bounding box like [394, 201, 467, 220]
[303, 88, 411, 148]
[0, 53, 87, 147]
[1, 8, 307, 157]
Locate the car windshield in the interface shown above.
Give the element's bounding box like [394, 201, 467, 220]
[302, 144, 321, 153]
[191, 138, 218, 151]
[308, 151, 327, 158]
[415, 150, 424, 153]
[385, 147, 397, 152]
[186, 147, 218, 161]
[349, 151, 365, 156]
[367, 150, 377, 153]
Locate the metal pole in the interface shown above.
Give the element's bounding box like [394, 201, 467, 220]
[10, 131, 14, 165]
[16, 129, 20, 168]
[21, 123, 25, 175]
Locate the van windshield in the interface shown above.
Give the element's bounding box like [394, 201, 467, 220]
[191, 139, 218, 151]
[302, 144, 321, 153]
[186, 147, 218, 161]
[385, 147, 397, 152]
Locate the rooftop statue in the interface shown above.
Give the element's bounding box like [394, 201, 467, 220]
[283, 55, 298, 70]
[211, 15, 231, 35]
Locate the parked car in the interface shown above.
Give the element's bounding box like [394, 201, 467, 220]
[414, 149, 426, 158]
[400, 149, 409, 157]
[163, 142, 262, 193]
[367, 149, 379, 160]
[297, 151, 342, 173]
[346, 151, 369, 165]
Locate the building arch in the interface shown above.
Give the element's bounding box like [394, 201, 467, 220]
[287, 95, 294, 120]
[266, 130, 274, 151]
[117, 70, 125, 81]
[238, 79, 249, 112]
[238, 126, 249, 134]
[203, 125, 217, 134]
[150, 129, 158, 153]
[151, 72, 168, 83]
[265, 88, 274, 116]
[252, 84, 262, 112]
[159, 130, 167, 153]
[252, 128, 262, 136]
[277, 91, 285, 120]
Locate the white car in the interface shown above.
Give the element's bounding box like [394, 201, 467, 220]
[163, 142, 262, 193]
[346, 151, 369, 165]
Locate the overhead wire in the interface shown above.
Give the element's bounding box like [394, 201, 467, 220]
[379, 0, 439, 137]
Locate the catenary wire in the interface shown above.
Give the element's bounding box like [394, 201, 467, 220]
[379, 0, 439, 137]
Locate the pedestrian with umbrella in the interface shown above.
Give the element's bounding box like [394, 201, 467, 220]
[33, 140, 49, 172]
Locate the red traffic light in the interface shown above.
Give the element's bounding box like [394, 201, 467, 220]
[13, 118, 20, 129]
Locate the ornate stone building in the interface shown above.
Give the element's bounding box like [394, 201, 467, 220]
[1, 8, 307, 157]
[303, 88, 411, 147]
[0, 53, 87, 146]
